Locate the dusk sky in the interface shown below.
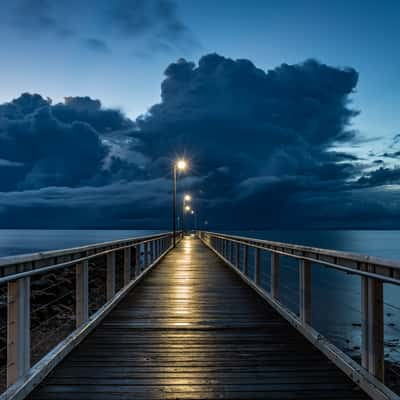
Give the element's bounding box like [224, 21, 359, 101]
[0, 0, 399, 229]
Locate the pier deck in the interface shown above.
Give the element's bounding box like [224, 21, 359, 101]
[28, 237, 369, 399]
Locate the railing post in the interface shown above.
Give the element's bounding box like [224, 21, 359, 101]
[76, 260, 89, 327]
[243, 245, 248, 275]
[150, 241, 154, 264]
[299, 259, 312, 324]
[236, 243, 240, 269]
[135, 245, 141, 276]
[229, 241, 233, 262]
[7, 277, 30, 387]
[361, 271, 384, 381]
[123, 247, 131, 285]
[254, 247, 260, 285]
[361, 275, 369, 370]
[143, 243, 148, 269]
[106, 251, 116, 300]
[155, 240, 159, 259]
[271, 253, 280, 299]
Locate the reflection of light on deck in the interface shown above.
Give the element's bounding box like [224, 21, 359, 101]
[173, 322, 190, 326]
[169, 237, 197, 328]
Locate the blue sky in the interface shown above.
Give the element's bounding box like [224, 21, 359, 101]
[1, 0, 399, 142]
[0, 0, 399, 229]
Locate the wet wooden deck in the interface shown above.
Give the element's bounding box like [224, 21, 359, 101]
[29, 236, 369, 399]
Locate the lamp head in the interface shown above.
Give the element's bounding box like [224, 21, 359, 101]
[176, 159, 187, 171]
[184, 205, 191, 212]
[184, 194, 191, 202]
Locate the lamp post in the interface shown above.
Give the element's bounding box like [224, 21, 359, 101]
[173, 159, 187, 247]
[182, 194, 191, 234]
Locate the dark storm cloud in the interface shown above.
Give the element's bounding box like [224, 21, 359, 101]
[0, 54, 399, 229]
[133, 54, 359, 204]
[357, 167, 400, 187]
[0, 93, 139, 192]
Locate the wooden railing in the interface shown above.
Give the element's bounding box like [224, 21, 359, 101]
[199, 231, 400, 400]
[0, 232, 180, 400]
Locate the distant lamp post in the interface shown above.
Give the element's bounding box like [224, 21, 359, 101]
[173, 159, 187, 247]
[182, 194, 192, 234]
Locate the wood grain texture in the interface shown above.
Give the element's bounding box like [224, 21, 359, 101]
[28, 237, 370, 400]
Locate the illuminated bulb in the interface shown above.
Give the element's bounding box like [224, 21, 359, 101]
[176, 159, 187, 170]
[185, 205, 191, 212]
[184, 194, 191, 201]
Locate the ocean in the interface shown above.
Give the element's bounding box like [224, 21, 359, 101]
[0, 229, 399, 363]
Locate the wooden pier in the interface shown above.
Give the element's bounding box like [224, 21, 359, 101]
[1, 232, 399, 399]
[27, 237, 367, 399]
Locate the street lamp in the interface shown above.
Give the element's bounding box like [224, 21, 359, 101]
[173, 159, 187, 247]
[182, 195, 192, 234]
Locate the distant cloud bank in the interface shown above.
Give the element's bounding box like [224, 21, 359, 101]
[0, 54, 399, 228]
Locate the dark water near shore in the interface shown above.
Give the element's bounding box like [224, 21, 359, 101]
[0, 229, 399, 363]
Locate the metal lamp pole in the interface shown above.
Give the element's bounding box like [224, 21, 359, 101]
[173, 164, 177, 247]
[172, 160, 187, 247]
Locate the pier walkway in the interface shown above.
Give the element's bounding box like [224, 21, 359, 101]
[27, 237, 369, 399]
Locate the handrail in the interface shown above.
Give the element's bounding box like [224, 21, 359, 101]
[198, 231, 398, 400]
[201, 231, 400, 285]
[0, 234, 171, 284]
[0, 231, 182, 400]
[0, 232, 170, 270]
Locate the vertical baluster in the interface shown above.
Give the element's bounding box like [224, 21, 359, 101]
[361, 266, 384, 381]
[106, 251, 116, 300]
[243, 245, 248, 275]
[236, 243, 240, 269]
[7, 277, 30, 387]
[143, 243, 148, 269]
[135, 245, 141, 276]
[76, 260, 89, 327]
[271, 253, 280, 299]
[299, 259, 312, 324]
[254, 247, 260, 285]
[361, 274, 369, 370]
[123, 247, 131, 285]
[229, 241, 233, 262]
[150, 241, 154, 264]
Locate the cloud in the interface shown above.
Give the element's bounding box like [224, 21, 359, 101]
[0, 93, 139, 192]
[83, 38, 110, 53]
[4, 0, 199, 55]
[109, 0, 199, 50]
[1, 54, 399, 229]
[11, 0, 75, 38]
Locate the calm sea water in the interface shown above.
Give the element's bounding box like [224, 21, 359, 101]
[0, 229, 399, 362]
